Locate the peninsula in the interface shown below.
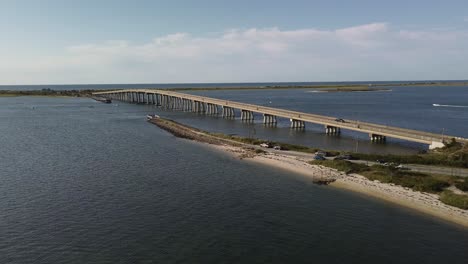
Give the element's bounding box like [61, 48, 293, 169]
[149, 116, 468, 227]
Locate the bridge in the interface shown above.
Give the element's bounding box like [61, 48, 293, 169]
[93, 89, 468, 149]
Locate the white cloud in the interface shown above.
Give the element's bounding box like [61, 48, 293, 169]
[1, 23, 468, 84]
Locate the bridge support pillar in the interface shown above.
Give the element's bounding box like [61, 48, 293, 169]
[206, 103, 218, 115]
[185, 99, 192, 111]
[192, 101, 205, 113]
[262, 114, 277, 125]
[370, 134, 386, 142]
[241, 110, 254, 121]
[222, 106, 235, 118]
[325, 125, 340, 135]
[174, 97, 181, 110]
[156, 94, 161, 106]
[290, 119, 305, 128]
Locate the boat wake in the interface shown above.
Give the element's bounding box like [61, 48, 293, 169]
[432, 103, 468, 108]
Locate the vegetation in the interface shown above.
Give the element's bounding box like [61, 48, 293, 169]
[255, 149, 267, 154]
[310, 160, 369, 174]
[0, 88, 96, 97]
[360, 165, 451, 193]
[352, 140, 468, 168]
[455, 178, 468, 192]
[207, 133, 346, 155]
[310, 159, 468, 209]
[167, 81, 468, 92]
[439, 190, 468, 210]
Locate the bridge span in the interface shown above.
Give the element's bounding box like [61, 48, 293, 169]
[93, 89, 468, 149]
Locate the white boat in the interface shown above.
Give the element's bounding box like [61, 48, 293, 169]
[146, 114, 160, 120]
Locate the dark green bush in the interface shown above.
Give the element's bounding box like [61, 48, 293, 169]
[455, 179, 468, 192]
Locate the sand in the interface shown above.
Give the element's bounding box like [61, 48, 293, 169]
[208, 143, 468, 228]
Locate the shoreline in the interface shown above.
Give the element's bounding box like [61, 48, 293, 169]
[149, 117, 468, 228]
[210, 143, 468, 228]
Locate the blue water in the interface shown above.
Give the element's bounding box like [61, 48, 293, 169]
[1, 88, 467, 263]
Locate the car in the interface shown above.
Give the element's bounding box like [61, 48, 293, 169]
[259, 143, 269, 148]
[335, 118, 346, 123]
[315, 151, 327, 156]
[273, 145, 282, 150]
[396, 164, 409, 170]
[376, 159, 387, 164]
[335, 154, 355, 160]
[314, 155, 326, 161]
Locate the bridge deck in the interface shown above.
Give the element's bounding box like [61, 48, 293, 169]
[93, 89, 468, 146]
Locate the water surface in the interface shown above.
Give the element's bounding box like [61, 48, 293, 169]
[0, 96, 467, 263]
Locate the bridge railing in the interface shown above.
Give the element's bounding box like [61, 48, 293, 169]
[94, 89, 467, 144]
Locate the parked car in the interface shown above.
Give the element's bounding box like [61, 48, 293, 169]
[396, 164, 410, 170]
[314, 155, 326, 161]
[273, 145, 282, 150]
[259, 143, 270, 148]
[315, 151, 327, 156]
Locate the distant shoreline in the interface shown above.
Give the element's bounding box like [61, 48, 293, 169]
[0, 81, 467, 95]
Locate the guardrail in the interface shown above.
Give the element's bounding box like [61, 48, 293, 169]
[93, 89, 468, 144]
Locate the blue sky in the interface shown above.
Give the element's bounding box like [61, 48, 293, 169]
[1, 0, 468, 84]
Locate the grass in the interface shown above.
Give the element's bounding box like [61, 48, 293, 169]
[310, 160, 369, 174]
[0, 89, 94, 97]
[310, 159, 468, 209]
[207, 133, 345, 156]
[439, 190, 468, 210]
[455, 178, 468, 191]
[311, 159, 454, 194]
[212, 133, 468, 169]
[360, 165, 451, 193]
[351, 141, 468, 168]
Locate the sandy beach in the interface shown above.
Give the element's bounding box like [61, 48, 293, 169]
[208, 143, 468, 228]
[150, 117, 468, 228]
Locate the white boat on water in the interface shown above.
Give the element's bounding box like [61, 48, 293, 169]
[146, 114, 160, 120]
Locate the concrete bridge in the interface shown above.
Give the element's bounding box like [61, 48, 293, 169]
[93, 89, 468, 149]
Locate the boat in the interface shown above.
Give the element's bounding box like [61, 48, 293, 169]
[146, 114, 160, 120]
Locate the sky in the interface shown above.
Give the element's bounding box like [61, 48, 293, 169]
[1, 0, 468, 84]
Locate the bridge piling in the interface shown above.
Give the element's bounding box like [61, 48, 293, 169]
[93, 89, 468, 149]
[222, 106, 235, 118]
[370, 134, 386, 142]
[241, 110, 254, 121]
[290, 119, 305, 128]
[325, 125, 340, 135]
[264, 114, 277, 125]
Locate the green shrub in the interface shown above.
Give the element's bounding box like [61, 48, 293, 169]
[455, 179, 468, 192]
[352, 152, 468, 168]
[439, 190, 468, 209]
[310, 160, 369, 174]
